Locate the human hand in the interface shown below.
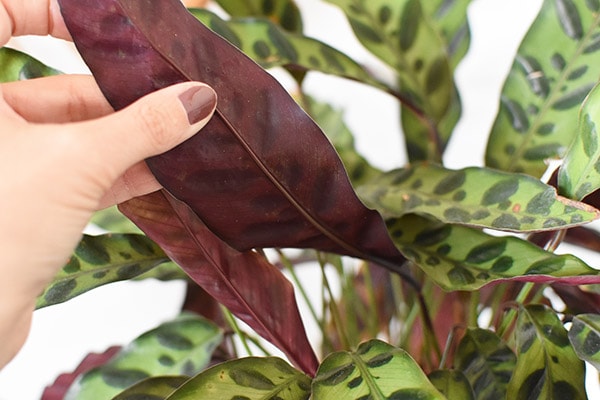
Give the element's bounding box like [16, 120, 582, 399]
[0, 0, 216, 367]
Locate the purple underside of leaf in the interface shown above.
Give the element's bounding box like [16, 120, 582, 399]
[494, 275, 600, 286]
[57, 0, 405, 270]
[118, 190, 319, 375]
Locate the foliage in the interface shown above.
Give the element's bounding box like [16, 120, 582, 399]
[5, 0, 600, 397]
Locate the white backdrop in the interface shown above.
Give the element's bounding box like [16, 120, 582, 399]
[2, 0, 598, 398]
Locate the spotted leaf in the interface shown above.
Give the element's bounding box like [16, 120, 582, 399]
[454, 328, 516, 400]
[312, 339, 445, 399]
[0, 47, 59, 82]
[388, 214, 600, 291]
[428, 370, 475, 400]
[65, 313, 222, 400]
[358, 163, 600, 232]
[214, 0, 303, 33]
[559, 82, 600, 200]
[507, 305, 586, 400]
[36, 234, 170, 309]
[568, 313, 600, 371]
[166, 357, 311, 400]
[112, 376, 189, 400]
[325, 0, 456, 162]
[189, 8, 383, 89]
[486, 0, 600, 177]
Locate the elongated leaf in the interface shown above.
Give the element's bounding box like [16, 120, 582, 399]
[455, 328, 516, 400]
[0, 47, 59, 82]
[112, 376, 189, 400]
[507, 305, 586, 399]
[428, 370, 475, 400]
[388, 214, 600, 291]
[568, 313, 600, 370]
[559, 82, 600, 199]
[215, 0, 303, 33]
[486, 0, 600, 177]
[36, 234, 170, 309]
[65, 313, 222, 400]
[166, 357, 311, 399]
[119, 190, 319, 375]
[59, 0, 405, 275]
[358, 163, 600, 232]
[312, 339, 445, 399]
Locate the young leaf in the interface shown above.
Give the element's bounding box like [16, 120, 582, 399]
[358, 163, 600, 232]
[454, 328, 516, 400]
[58, 0, 405, 275]
[166, 357, 311, 399]
[119, 190, 319, 375]
[486, 0, 600, 177]
[568, 313, 600, 371]
[428, 370, 475, 400]
[36, 234, 170, 309]
[388, 214, 600, 291]
[112, 376, 189, 400]
[312, 339, 446, 399]
[65, 313, 222, 400]
[0, 47, 59, 82]
[507, 305, 586, 400]
[559, 82, 600, 200]
[214, 0, 303, 33]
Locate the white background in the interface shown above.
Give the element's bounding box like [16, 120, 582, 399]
[2, 0, 598, 398]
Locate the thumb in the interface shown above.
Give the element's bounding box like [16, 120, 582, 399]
[76, 82, 217, 179]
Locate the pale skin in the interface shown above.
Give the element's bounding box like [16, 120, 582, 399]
[0, 0, 216, 368]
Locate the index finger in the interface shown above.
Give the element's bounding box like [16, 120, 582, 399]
[0, 0, 70, 46]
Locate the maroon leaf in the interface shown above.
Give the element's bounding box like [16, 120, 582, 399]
[57, 0, 405, 271]
[119, 190, 319, 375]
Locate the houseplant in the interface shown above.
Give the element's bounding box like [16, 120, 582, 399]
[3, 0, 600, 398]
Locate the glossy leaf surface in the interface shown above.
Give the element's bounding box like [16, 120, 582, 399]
[59, 0, 404, 274]
[119, 191, 319, 374]
[215, 0, 303, 33]
[568, 313, 600, 370]
[112, 376, 189, 400]
[0, 47, 59, 82]
[428, 370, 475, 400]
[166, 357, 311, 399]
[559, 82, 600, 200]
[358, 163, 599, 232]
[312, 339, 445, 399]
[388, 214, 600, 290]
[65, 313, 222, 400]
[455, 328, 516, 400]
[36, 234, 170, 309]
[486, 0, 600, 177]
[507, 305, 586, 400]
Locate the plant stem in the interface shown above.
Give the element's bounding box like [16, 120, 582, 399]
[222, 306, 254, 357]
[497, 282, 535, 338]
[319, 253, 351, 350]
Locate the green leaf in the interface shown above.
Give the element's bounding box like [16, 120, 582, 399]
[189, 8, 382, 89]
[312, 339, 445, 399]
[358, 163, 600, 232]
[0, 47, 59, 82]
[65, 313, 222, 400]
[486, 0, 600, 177]
[428, 370, 475, 400]
[387, 214, 599, 291]
[568, 313, 600, 371]
[325, 0, 456, 161]
[36, 234, 171, 309]
[306, 97, 382, 186]
[91, 206, 142, 233]
[214, 0, 303, 33]
[507, 305, 586, 400]
[559, 82, 600, 200]
[166, 357, 311, 399]
[112, 376, 189, 400]
[454, 328, 516, 400]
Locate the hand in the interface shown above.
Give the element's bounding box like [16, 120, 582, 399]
[0, 0, 216, 367]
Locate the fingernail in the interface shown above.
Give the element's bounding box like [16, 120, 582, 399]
[179, 85, 217, 125]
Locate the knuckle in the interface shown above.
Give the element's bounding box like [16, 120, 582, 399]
[135, 102, 178, 151]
